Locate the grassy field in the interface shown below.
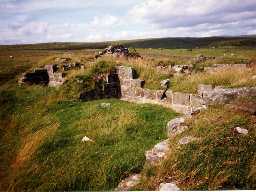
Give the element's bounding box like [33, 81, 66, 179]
[0, 48, 177, 191]
[0, 43, 256, 190]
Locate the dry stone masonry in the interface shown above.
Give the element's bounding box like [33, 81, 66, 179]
[116, 65, 256, 115]
[19, 58, 84, 87]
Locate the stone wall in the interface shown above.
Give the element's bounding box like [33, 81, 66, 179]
[116, 65, 256, 115]
[116, 66, 206, 115]
[198, 84, 256, 104]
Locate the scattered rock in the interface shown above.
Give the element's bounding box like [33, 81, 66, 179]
[160, 79, 170, 88]
[172, 65, 192, 75]
[99, 102, 111, 109]
[81, 136, 93, 142]
[145, 139, 170, 165]
[159, 182, 180, 191]
[166, 117, 187, 137]
[9, 55, 14, 59]
[252, 75, 256, 80]
[178, 136, 198, 145]
[115, 174, 141, 191]
[234, 127, 248, 135]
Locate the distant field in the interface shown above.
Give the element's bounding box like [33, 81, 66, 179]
[1, 36, 256, 51]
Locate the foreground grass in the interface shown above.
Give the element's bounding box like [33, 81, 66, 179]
[136, 103, 256, 190]
[0, 83, 177, 191]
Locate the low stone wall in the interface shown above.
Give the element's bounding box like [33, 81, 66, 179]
[116, 66, 206, 115]
[198, 84, 256, 104]
[116, 65, 256, 115]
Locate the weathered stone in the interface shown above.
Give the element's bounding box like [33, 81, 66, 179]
[234, 127, 248, 135]
[143, 89, 156, 100]
[45, 65, 65, 87]
[172, 65, 183, 73]
[172, 92, 190, 105]
[159, 182, 180, 191]
[207, 87, 256, 104]
[166, 117, 187, 137]
[178, 136, 198, 145]
[134, 87, 145, 97]
[171, 104, 192, 115]
[81, 136, 93, 142]
[99, 103, 111, 109]
[115, 174, 141, 191]
[116, 66, 136, 81]
[198, 84, 213, 98]
[165, 90, 173, 103]
[156, 90, 165, 100]
[130, 79, 145, 88]
[160, 79, 170, 88]
[145, 139, 170, 165]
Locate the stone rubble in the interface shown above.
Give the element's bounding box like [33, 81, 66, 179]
[81, 136, 94, 142]
[159, 182, 180, 191]
[145, 139, 170, 165]
[115, 174, 141, 191]
[99, 102, 111, 109]
[95, 45, 142, 59]
[234, 127, 248, 135]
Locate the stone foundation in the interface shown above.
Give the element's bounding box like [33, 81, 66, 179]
[116, 65, 256, 115]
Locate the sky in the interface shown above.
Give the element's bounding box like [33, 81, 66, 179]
[0, 0, 256, 44]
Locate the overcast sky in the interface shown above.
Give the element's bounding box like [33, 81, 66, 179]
[1, 0, 256, 44]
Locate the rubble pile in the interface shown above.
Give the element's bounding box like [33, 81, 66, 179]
[95, 45, 142, 59]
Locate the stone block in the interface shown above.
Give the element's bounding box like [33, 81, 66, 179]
[172, 92, 190, 105]
[156, 90, 164, 100]
[130, 79, 145, 88]
[165, 90, 173, 104]
[116, 66, 135, 80]
[143, 89, 156, 100]
[190, 94, 205, 108]
[134, 87, 145, 97]
[198, 84, 213, 98]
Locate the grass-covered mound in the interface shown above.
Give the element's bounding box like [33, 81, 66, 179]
[136, 103, 256, 190]
[0, 83, 177, 191]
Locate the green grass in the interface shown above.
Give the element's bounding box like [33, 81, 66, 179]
[6, 98, 176, 191]
[136, 105, 256, 190]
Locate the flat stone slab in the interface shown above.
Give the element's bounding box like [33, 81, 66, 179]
[159, 182, 180, 191]
[115, 174, 141, 191]
[145, 139, 170, 165]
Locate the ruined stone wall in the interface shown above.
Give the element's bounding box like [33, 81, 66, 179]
[116, 66, 256, 115]
[116, 66, 206, 115]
